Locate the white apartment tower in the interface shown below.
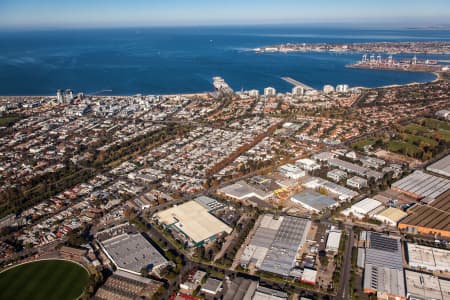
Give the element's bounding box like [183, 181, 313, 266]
[264, 87, 276, 96]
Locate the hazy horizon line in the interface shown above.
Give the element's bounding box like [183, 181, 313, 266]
[1, 20, 450, 32]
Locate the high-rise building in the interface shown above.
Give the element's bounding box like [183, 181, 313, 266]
[56, 89, 75, 103]
[323, 85, 335, 94]
[264, 87, 276, 96]
[56, 89, 64, 103]
[248, 89, 260, 97]
[292, 86, 304, 96]
[336, 84, 349, 93]
[65, 89, 74, 102]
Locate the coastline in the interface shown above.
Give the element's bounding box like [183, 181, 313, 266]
[0, 71, 442, 98]
[0, 92, 211, 98]
[253, 41, 450, 55]
[354, 71, 441, 89]
[0, 74, 441, 98]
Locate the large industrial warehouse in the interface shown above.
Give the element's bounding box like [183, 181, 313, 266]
[405, 270, 450, 300]
[290, 190, 338, 213]
[362, 232, 405, 300]
[427, 154, 450, 178]
[399, 190, 450, 238]
[406, 243, 450, 272]
[341, 197, 383, 219]
[217, 180, 273, 201]
[240, 214, 311, 277]
[153, 199, 232, 247]
[98, 225, 169, 276]
[391, 170, 450, 200]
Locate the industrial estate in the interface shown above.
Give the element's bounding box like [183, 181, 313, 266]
[0, 41, 450, 300]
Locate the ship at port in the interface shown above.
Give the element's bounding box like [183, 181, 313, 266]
[347, 54, 446, 72]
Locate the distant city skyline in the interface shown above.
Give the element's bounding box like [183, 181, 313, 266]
[1, 0, 450, 29]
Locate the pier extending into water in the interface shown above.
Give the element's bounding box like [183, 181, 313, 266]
[281, 77, 315, 90]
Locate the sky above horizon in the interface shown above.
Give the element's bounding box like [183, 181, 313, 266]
[1, 0, 450, 29]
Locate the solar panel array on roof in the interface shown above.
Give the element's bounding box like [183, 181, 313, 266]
[365, 232, 403, 270]
[259, 216, 311, 276]
[363, 232, 406, 298]
[242, 215, 311, 277]
[369, 232, 399, 252]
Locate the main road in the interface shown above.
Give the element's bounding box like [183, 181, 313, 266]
[336, 225, 354, 300]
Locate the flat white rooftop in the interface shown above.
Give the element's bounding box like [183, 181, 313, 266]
[154, 200, 232, 244]
[407, 243, 450, 272]
[350, 198, 382, 214]
[405, 270, 448, 300]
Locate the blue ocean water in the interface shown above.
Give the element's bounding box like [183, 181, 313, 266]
[0, 26, 449, 95]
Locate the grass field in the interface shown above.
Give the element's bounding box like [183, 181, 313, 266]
[387, 140, 421, 157]
[0, 260, 89, 300]
[351, 138, 376, 150]
[0, 116, 20, 127]
[351, 118, 450, 161]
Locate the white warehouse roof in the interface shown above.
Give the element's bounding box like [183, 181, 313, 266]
[326, 230, 342, 252]
[352, 198, 383, 214]
[341, 198, 382, 219]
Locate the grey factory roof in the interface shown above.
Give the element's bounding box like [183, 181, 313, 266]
[357, 248, 366, 269]
[302, 177, 359, 201]
[195, 196, 225, 212]
[427, 155, 450, 178]
[201, 278, 223, 294]
[254, 286, 288, 300]
[392, 170, 450, 200]
[365, 248, 403, 270]
[218, 180, 272, 200]
[259, 216, 311, 276]
[242, 215, 311, 277]
[312, 151, 335, 162]
[365, 232, 403, 270]
[347, 176, 367, 185]
[251, 227, 278, 248]
[101, 232, 167, 274]
[329, 158, 383, 179]
[291, 190, 337, 212]
[363, 232, 405, 298]
[327, 169, 347, 178]
[363, 264, 405, 297]
[329, 158, 366, 174]
[223, 277, 258, 300]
